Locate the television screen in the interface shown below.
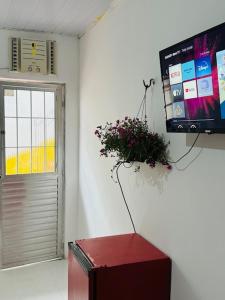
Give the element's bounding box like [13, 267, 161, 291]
[159, 22, 225, 133]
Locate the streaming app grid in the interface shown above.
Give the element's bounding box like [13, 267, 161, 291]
[168, 56, 213, 118]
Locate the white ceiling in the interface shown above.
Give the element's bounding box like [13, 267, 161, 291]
[0, 0, 112, 36]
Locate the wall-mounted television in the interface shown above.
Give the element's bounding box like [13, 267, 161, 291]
[159, 22, 225, 133]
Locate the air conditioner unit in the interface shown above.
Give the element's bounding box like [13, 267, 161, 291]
[9, 38, 56, 75]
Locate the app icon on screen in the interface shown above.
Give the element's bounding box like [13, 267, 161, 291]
[195, 56, 212, 78]
[221, 101, 225, 119]
[173, 101, 185, 118]
[182, 60, 196, 81]
[166, 104, 173, 120]
[171, 83, 184, 101]
[169, 64, 182, 85]
[183, 80, 198, 99]
[163, 79, 173, 105]
[197, 76, 213, 97]
[216, 49, 225, 109]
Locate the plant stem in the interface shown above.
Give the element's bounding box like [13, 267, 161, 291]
[116, 162, 136, 233]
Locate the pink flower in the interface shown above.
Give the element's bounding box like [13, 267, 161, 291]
[148, 160, 156, 168]
[167, 164, 172, 170]
[118, 127, 127, 138]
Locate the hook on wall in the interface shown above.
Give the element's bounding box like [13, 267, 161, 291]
[136, 78, 155, 120]
[143, 78, 155, 91]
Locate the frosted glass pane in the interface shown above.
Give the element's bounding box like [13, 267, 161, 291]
[45, 92, 55, 118]
[18, 148, 31, 174]
[5, 118, 17, 147]
[18, 118, 31, 147]
[17, 90, 31, 117]
[32, 119, 44, 147]
[45, 147, 55, 173]
[4, 89, 16, 117]
[5, 148, 17, 175]
[32, 91, 44, 117]
[45, 119, 55, 147]
[32, 147, 44, 173]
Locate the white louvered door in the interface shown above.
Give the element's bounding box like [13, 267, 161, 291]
[0, 82, 65, 269]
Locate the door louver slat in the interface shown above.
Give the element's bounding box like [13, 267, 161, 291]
[0, 175, 60, 268]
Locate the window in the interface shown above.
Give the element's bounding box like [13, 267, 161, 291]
[4, 89, 56, 175]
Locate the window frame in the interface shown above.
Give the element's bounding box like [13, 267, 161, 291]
[0, 81, 64, 180]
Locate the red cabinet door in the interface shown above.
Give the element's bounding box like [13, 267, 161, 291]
[68, 247, 89, 300]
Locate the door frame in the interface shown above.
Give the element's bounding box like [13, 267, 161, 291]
[0, 80, 65, 265]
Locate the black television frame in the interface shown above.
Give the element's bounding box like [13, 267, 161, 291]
[159, 21, 225, 134]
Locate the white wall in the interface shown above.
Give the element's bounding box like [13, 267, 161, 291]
[79, 1, 225, 299]
[0, 29, 79, 255]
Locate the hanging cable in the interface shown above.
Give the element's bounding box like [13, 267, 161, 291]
[168, 133, 200, 164]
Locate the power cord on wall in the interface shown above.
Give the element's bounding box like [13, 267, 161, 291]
[168, 133, 201, 164]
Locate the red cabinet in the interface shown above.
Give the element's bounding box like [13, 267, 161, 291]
[68, 233, 171, 300]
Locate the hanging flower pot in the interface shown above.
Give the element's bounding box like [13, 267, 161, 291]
[95, 117, 171, 170]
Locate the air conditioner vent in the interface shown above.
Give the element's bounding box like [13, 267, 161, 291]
[9, 38, 56, 75]
[47, 40, 56, 75]
[10, 38, 20, 72]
